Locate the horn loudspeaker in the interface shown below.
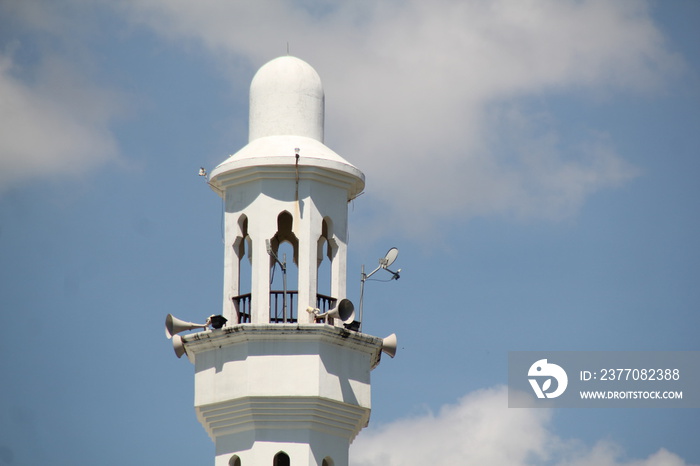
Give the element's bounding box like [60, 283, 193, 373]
[382, 333, 397, 358]
[172, 334, 186, 359]
[165, 314, 208, 339]
[326, 299, 355, 324]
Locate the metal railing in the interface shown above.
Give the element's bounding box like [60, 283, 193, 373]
[232, 292, 337, 324]
[233, 292, 252, 323]
[314, 293, 337, 325]
[269, 290, 297, 323]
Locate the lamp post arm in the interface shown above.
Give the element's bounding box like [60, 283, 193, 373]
[282, 253, 287, 323]
[359, 264, 366, 332]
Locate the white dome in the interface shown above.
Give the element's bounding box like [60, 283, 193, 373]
[249, 56, 324, 142]
[209, 56, 364, 199]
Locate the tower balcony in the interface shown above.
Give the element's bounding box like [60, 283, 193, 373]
[183, 323, 385, 453]
[233, 292, 337, 324]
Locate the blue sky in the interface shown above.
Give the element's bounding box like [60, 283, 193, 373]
[0, 1, 698, 465]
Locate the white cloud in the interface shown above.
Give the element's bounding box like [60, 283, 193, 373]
[0, 2, 123, 193]
[119, 0, 680, 233]
[0, 52, 121, 191]
[349, 386, 693, 466]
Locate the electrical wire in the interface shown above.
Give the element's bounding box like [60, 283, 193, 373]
[220, 195, 225, 244]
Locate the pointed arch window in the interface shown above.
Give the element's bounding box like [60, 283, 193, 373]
[269, 211, 299, 323]
[273, 451, 290, 466]
[316, 217, 338, 321]
[232, 215, 252, 323]
[229, 455, 241, 466]
[317, 218, 333, 296]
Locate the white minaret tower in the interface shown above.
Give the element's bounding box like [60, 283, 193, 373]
[167, 56, 396, 466]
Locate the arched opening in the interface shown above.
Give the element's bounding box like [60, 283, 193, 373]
[269, 211, 299, 323]
[322, 457, 334, 466]
[232, 215, 252, 323]
[316, 217, 337, 319]
[273, 451, 290, 466]
[317, 218, 333, 296]
[229, 454, 241, 466]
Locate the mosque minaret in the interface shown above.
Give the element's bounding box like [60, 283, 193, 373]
[165, 56, 397, 466]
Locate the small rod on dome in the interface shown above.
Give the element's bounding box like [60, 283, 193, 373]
[294, 147, 300, 203]
[286, 42, 290, 55]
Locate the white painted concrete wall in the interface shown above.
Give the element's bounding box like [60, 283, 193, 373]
[183, 325, 383, 466]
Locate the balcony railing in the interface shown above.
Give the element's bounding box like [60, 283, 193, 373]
[232, 292, 337, 324]
[269, 290, 297, 323]
[233, 292, 252, 323]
